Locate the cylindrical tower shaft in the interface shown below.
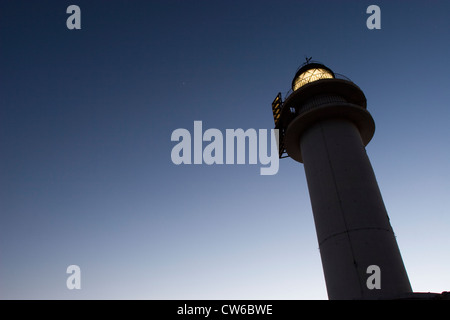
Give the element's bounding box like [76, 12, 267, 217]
[300, 117, 412, 299]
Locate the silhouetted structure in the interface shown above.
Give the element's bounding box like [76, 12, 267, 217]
[271, 61, 448, 300]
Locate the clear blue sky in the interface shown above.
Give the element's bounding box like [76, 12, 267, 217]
[1, 0, 449, 299]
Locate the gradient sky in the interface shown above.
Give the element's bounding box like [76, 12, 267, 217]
[1, 0, 449, 299]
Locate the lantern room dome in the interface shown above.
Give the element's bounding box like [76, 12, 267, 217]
[291, 63, 335, 91]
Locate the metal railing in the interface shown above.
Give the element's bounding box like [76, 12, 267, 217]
[283, 73, 353, 101]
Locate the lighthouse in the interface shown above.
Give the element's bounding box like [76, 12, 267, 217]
[272, 61, 412, 299]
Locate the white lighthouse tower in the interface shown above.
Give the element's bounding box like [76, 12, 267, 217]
[272, 62, 412, 299]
